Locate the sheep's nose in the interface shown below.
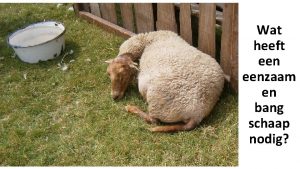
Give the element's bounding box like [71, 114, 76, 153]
[112, 94, 119, 100]
[112, 92, 120, 100]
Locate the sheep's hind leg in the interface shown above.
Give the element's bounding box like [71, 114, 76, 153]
[125, 105, 158, 124]
[149, 119, 198, 133]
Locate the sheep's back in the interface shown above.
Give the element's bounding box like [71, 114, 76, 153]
[138, 34, 224, 123]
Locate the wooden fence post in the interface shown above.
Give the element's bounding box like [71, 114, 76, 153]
[179, 4, 193, 45]
[156, 3, 177, 33]
[134, 3, 155, 33]
[99, 3, 117, 24]
[120, 3, 134, 32]
[82, 3, 90, 12]
[198, 3, 216, 58]
[89, 3, 101, 17]
[74, 3, 238, 92]
[220, 4, 238, 92]
[73, 4, 80, 16]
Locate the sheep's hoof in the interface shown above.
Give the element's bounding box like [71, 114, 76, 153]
[148, 127, 157, 132]
[125, 105, 139, 114]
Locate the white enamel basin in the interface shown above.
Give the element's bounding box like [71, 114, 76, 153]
[8, 21, 66, 63]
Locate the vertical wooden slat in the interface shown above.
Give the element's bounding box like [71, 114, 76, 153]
[99, 3, 117, 24]
[90, 3, 101, 17]
[73, 4, 80, 16]
[134, 3, 154, 33]
[221, 4, 238, 92]
[156, 3, 177, 33]
[179, 4, 193, 45]
[220, 4, 232, 75]
[120, 3, 134, 32]
[198, 3, 216, 58]
[82, 3, 90, 12]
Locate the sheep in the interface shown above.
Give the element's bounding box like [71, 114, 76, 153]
[105, 30, 225, 132]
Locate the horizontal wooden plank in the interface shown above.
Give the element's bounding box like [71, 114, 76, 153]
[79, 11, 135, 39]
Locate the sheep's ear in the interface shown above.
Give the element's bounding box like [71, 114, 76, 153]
[129, 62, 139, 71]
[119, 52, 134, 58]
[104, 59, 113, 64]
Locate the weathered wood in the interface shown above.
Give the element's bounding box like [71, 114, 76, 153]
[73, 3, 80, 16]
[198, 4, 216, 58]
[179, 4, 192, 45]
[134, 3, 154, 33]
[120, 3, 134, 32]
[175, 3, 223, 25]
[89, 3, 101, 17]
[216, 3, 224, 11]
[220, 4, 235, 76]
[221, 4, 238, 92]
[99, 3, 117, 24]
[82, 3, 90, 12]
[230, 4, 238, 93]
[156, 3, 177, 33]
[79, 11, 135, 39]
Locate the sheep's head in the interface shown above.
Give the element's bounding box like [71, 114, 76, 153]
[105, 53, 138, 100]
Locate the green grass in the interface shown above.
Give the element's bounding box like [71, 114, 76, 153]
[0, 4, 238, 166]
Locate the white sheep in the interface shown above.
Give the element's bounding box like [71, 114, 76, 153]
[106, 30, 224, 132]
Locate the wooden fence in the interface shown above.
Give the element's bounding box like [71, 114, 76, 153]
[73, 3, 238, 92]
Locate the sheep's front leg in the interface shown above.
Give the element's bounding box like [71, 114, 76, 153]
[125, 105, 158, 124]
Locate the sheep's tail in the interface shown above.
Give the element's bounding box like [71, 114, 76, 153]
[149, 119, 198, 133]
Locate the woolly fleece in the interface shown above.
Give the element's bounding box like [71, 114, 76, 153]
[119, 31, 224, 124]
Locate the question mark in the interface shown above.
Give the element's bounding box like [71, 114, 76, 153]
[283, 133, 289, 144]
